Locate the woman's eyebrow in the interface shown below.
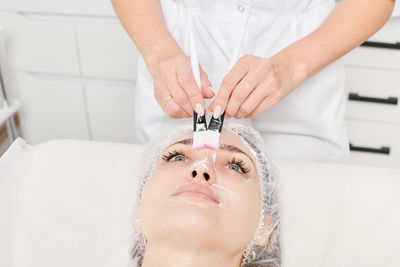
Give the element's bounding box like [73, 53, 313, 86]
[168, 138, 193, 147]
[167, 138, 254, 163]
[219, 144, 254, 164]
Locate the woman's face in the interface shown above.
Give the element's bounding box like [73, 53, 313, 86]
[139, 130, 262, 255]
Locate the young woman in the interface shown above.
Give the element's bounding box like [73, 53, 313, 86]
[130, 122, 280, 266]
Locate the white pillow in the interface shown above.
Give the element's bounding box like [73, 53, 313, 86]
[1, 138, 400, 267]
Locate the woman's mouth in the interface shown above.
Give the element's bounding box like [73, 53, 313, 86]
[172, 183, 220, 204]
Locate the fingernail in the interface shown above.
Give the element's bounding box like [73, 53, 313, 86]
[195, 103, 204, 116]
[213, 105, 222, 119]
[209, 86, 215, 94]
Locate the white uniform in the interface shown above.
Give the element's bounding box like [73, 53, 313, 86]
[134, 0, 349, 162]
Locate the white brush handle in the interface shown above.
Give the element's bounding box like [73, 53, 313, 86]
[189, 13, 242, 89]
[189, 17, 201, 90]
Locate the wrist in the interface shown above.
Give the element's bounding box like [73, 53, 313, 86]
[270, 52, 309, 93]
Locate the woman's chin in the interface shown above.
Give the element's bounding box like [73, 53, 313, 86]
[157, 201, 222, 231]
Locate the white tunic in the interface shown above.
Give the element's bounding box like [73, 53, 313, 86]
[134, 0, 349, 162]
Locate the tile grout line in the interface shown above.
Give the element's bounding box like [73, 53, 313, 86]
[73, 23, 93, 140]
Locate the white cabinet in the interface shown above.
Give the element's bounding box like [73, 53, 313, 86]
[368, 17, 400, 43]
[346, 120, 400, 169]
[0, 12, 80, 76]
[11, 72, 90, 144]
[344, 16, 400, 169]
[84, 81, 136, 143]
[0, 0, 115, 17]
[76, 21, 139, 81]
[342, 17, 400, 70]
[342, 46, 400, 70]
[0, 10, 140, 144]
[345, 67, 400, 124]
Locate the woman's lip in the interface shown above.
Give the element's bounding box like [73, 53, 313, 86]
[173, 183, 220, 204]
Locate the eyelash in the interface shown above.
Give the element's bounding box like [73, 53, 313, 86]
[162, 151, 250, 174]
[162, 150, 186, 162]
[227, 158, 250, 174]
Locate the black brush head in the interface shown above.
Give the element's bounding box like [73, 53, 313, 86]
[193, 111, 208, 132]
[208, 112, 225, 132]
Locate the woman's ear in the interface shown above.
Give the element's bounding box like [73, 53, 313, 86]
[253, 216, 274, 246]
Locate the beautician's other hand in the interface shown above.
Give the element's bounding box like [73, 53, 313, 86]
[149, 54, 214, 119]
[209, 54, 305, 119]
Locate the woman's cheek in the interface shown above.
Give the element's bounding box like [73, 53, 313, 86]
[217, 173, 261, 235]
[145, 168, 185, 198]
[219, 171, 260, 206]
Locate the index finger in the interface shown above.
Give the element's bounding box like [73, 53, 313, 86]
[176, 66, 205, 115]
[209, 60, 248, 113]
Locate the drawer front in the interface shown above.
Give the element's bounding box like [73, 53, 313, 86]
[346, 119, 400, 169]
[76, 21, 139, 81]
[11, 72, 90, 144]
[342, 17, 400, 69]
[84, 82, 136, 143]
[0, 12, 80, 76]
[344, 66, 400, 123]
[0, 0, 114, 16]
[342, 46, 400, 70]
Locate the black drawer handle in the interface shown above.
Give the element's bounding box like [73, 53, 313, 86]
[361, 41, 400, 50]
[348, 93, 398, 105]
[349, 143, 390, 155]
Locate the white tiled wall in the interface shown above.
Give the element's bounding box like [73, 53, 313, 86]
[76, 22, 139, 80]
[0, 0, 115, 16]
[0, 4, 140, 144]
[0, 13, 80, 76]
[10, 72, 90, 143]
[84, 81, 136, 142]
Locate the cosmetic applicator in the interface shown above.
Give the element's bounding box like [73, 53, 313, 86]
[189, 28, 208, 150]
[201, 111, 225, 162]
[193, 111, 208, 150]
[201, 28, 243, 155]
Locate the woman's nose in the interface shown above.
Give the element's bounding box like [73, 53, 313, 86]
[190, 167, 216, 184]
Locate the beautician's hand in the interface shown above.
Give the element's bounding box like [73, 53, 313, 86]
[209, 54, 304, 119]
[150, 54, 214, 119]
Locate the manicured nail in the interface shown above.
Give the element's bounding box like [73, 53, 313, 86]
[209, 86, 215, 95]
[213, 105, 222, 119]
[195, 103, 204, 116]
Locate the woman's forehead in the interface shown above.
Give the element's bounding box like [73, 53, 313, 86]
[167, 130, 255, 160]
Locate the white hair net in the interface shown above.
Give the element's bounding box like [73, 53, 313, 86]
[130, 120, 281, 266]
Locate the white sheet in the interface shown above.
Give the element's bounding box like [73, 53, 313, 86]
[1, 138, 399, 267]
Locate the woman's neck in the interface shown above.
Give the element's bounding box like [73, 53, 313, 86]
[141, 241, 243, 267]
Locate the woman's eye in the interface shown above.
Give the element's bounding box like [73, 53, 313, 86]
[162, 150, 187, 162]
[170, 155, 186, 162]
[227, 164, 243, 173]
[225, 158, 250, 174]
